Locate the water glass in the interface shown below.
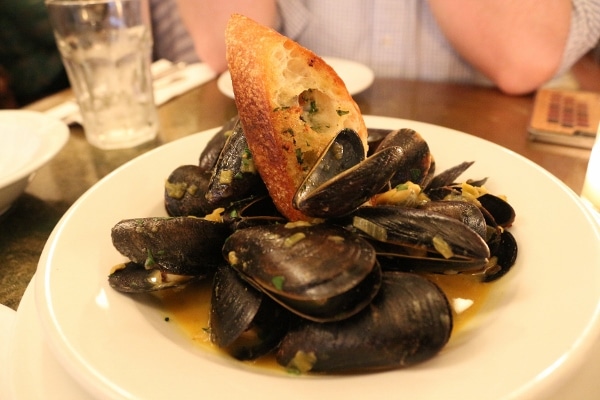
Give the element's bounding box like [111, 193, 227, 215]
[46, 0, 158, 150]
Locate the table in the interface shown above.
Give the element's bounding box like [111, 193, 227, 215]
[0, 61, 597, 311]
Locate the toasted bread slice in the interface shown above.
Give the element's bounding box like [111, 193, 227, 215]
[225, 14, 368, 221]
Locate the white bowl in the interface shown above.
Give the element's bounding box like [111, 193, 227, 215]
[0, 110, 69, 215]
[35, 116, 600, 400]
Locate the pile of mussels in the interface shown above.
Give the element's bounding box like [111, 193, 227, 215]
[108, 116, 517, 374]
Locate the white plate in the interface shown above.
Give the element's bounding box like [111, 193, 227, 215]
[36, 116, 600, 400]
[6, 278, 93, 400]
[217, 56, 374, 99]
[0, 110, 69, 215]
[0, 303, 16, 400]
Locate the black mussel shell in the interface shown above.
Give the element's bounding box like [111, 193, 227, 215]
[419, 200, 487, 239]
[294, 140, 403, 218]
[425, 161, 475, 192]
[373, 128, 433, 187]
[210, 264, 290, 360]
[205, 118, 267, 209]
[111, 216, 230, 276]
[198, 116, 238, 173]
[164, 165, 213, 217]
[108, 261, 197, 293]
[222, 223, 381, 322]
[478, 193, 516, 228]
[222, 195, 286, 231]
[351, 205, 490, 261]
[482, 229, 518, 282]
[276, 271, 453, 373]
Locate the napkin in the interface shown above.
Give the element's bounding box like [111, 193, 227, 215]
[44, 60, 217, 125]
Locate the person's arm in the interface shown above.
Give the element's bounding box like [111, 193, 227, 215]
[427, 0, 572, 95]
[175, 0, 277, 72]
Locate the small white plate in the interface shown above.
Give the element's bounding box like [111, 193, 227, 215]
[217, 57, 374, 99]
[36, 116, 600, 400]
[0, 110, 69, 215]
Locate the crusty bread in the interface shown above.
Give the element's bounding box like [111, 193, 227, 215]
[225, 14, 368, 221]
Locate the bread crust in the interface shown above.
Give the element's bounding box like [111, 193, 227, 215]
[225, 14, 368, 221]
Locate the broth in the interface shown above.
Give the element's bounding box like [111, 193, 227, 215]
[153, 271, 494, 371]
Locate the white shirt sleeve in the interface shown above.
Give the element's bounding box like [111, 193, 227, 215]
[556, 0, 600, 76]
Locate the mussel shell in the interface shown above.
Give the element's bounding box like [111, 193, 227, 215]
[108, 261, 197, 293]
[198, 116, 238, 173]
[222, 195, 287, 231]
[374, 244, 489, 274]
[210, 264, 262, 348]
[482, 229, 518, 282]
[419, 200, 487, 239]
[477, 193, 516, 228]
[294, 145, 404, 218]
[223, 223, 381, 322]
[425, 161, 475, 192]
[205, 118, 267, 209]
[351, 205, 490, 261]
[209, 264, 290, 360]
[111, 216, 230, 275]
[275, 271, 453, 373]
[373, 128, 433, 187]
[164, 165, 213, 217]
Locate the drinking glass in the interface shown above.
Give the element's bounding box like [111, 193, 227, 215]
[46, 0, 158, 149]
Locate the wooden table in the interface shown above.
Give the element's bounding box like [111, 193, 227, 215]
[0, 64, 597, 310]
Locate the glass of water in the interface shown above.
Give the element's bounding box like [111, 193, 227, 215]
[45, 0, 158, 150]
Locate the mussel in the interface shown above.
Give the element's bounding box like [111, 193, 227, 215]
[276, 271, 453, 373]
[222, 222, 382, 322]
[349, 205, 491, 273]
[108, 261, 198, 293]
[205, 118, 267, 209]
[111, 216, 230, 276]
[294, 129, 404, 218]
[372, 128, 433, 187]
[164, 165, 212, 217]
[209, 264, 291, 360]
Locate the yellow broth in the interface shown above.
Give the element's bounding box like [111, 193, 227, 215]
[153, 271, 495, 371]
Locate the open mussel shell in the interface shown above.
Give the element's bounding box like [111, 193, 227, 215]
[222, 223, 381, 322]
[425, 161, 475, 192]
[294, 129, 404, 218]
[373, 128, 433, 187]
[419, 200, 487, 239]
[209, 264, 290, 360]
[350, 205, 490, 273]
[205, 118, 267, 209]
[111, 216, 230, 276]
[222, 195, 287, 231]
[198, 115, 238, 173]
[478, 193, 516, 228]
[482, 229, 518, 282]
[276, 271, 453, 373]
[108, 261, 197, 293]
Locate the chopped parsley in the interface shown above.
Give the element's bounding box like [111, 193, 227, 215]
[272, 276, 285, 290]
[295, 148, 304, 165]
